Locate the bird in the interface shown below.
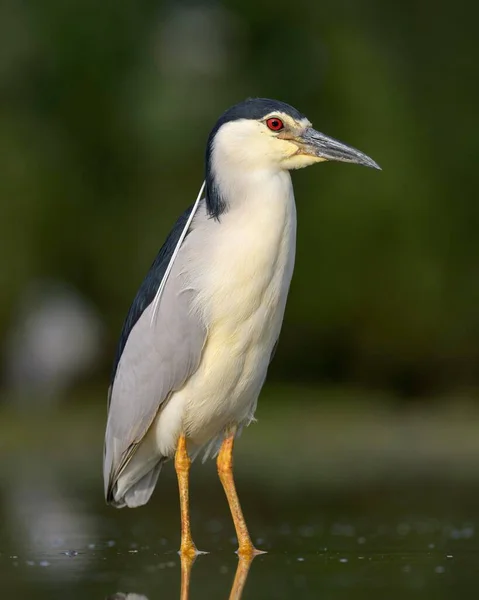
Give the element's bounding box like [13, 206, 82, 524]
[103, 97, 380, 558]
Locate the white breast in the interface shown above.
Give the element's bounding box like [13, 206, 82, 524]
[177, 171, 296, 444]
[151, 169, 297, 459]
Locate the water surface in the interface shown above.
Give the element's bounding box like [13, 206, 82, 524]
[2, 396, 479, 598]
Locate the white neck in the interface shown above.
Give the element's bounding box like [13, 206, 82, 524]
[209, 117, 297, 215]
[212, 158, 294, 217]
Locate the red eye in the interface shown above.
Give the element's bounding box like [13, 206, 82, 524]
[266, 117, 284, 131]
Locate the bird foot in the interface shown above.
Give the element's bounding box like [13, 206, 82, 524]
[179, 542, 200, 560]
[236, 544, 267, 558]
[178, 541, 210, 559]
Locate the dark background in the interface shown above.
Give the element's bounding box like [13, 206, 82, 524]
[1, 1, 479, 598]
[2, 0, 478, 397]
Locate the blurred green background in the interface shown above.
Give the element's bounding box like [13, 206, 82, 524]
[1, 1, 479, 598]
[1, 0, 478, 397]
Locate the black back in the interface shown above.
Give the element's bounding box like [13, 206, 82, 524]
[205, 98, 306, 219]
[110, 204, 194, 383]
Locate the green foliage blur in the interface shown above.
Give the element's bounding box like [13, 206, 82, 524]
[1, 0, 477, 397]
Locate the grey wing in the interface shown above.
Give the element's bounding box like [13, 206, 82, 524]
[104, 247, 206, 502]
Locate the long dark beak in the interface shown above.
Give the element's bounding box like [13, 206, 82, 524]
[301, 128, 381, 170]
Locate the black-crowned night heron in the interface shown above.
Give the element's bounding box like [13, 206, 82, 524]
[104, 98, 379, 558]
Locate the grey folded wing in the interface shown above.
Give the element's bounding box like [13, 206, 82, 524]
[104, 205, 206, 501]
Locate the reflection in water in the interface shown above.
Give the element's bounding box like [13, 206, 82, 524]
[107, 553, 256, 600]
[106, 595, 148, 600]
[180, 552, 195, 600]
[181, 552, 256, 600]
[180, 552, 255, 600]
[227, 556, 255, 600]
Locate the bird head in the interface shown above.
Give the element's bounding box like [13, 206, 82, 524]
[207, 97, 380, 173]
[205, 98, 380, 218]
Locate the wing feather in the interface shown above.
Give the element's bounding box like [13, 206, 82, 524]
[104, 193, 206, 501]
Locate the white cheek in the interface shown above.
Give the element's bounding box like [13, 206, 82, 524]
[214, 121, 299, 170]
[282, 154, 327, 170]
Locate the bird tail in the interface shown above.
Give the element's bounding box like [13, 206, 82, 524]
[109, 460, 164, 508]
[123, 462, 164, 507]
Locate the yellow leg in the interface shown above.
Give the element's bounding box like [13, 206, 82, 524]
[175, 434, 197, 558]
[217, 428, 264, 557]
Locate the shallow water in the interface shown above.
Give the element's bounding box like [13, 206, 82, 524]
[2, 480, 479, 599]
[2, 397, 479, 598]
